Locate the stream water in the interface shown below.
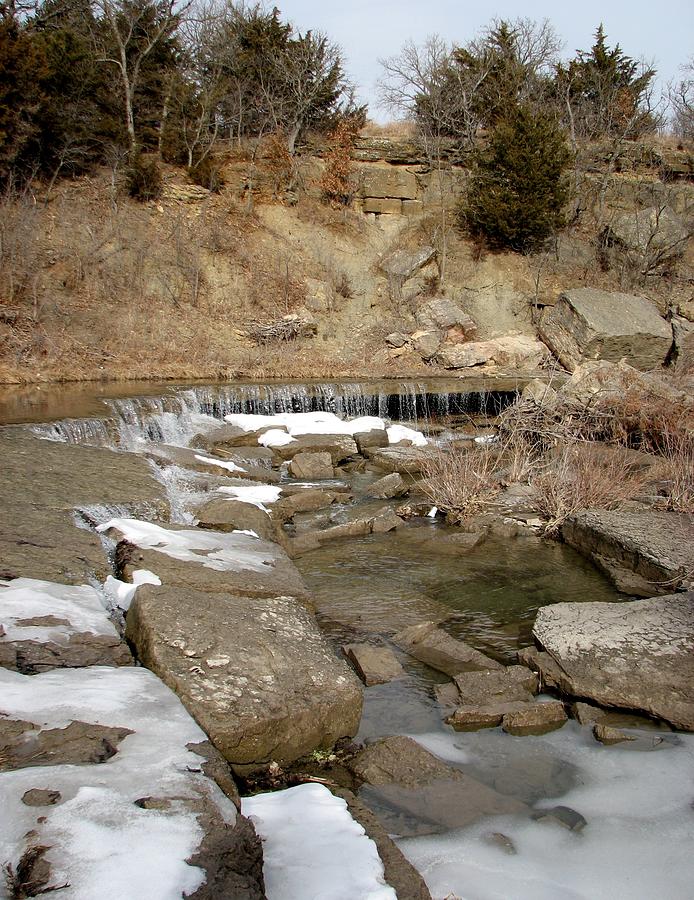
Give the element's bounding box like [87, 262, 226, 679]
[3, 377, 692, 900]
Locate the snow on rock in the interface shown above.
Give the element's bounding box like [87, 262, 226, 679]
[243, 783, 397, 900]
[226, 411, 387, 439]
[97, 518, 278, 574]
[259, 429, 297, 448]
[398, 727, 694, 900]
[193, 453, 246, 474]
[0, 666, 240, 900]
[103, 569, 162, 612]
[0, 579, 119, 645]
[215, 483, 283, 511]
[386, 424, 428, 447]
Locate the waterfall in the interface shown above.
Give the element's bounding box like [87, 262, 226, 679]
[31, 380, 520, 452]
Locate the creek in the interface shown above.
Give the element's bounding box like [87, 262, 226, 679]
[2, 377, 692, 900]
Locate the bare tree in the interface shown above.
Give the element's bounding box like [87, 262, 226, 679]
[94, 0, 192, 152]
[670, 57, 694, 142]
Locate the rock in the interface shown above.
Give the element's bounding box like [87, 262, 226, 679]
[562, 508, 694, 595]
[194, 498, 279, 542]
[359, 167, 419, 200]
[370, 508, 403, 534]
[672, 313, 694, 366]
[147, 444, 278, 484]
[502, 701, 567, 736]
[272, 490, 337, 522]
[394, 621, 503, 677]
[273, 434, 358, 465]
[532, 805, 587, 832]
[532, 592, 694, 730]
[454, 666, 539, 706]
[362, 198, 402, 214]
[435, 682, 461, 708]
[348, 735, 528, 834]
[309, 508, 402, 546]
[571, 701, 606, 726]
[416, 298, 477, 336]
[352, 138, 428, 165]
[603, 206, 689, 259]
[289, 451, 335, 480]
[380, 246, 436, 279]
[190, 424, 249, 449]
[343, 644, 404, 685]
[483, 832, 517, 855]
[1, 720, 134, 771]
[364, 446, 432, 474]
[385, 332, 409, 348]
[21, 789, 62, 807]
[366, 473, 408, 500]
[422, 531, 485, 556]
[112, 522, 313, 604]
[520, 379, 558, 406]
[446, 701, 530, 731]
[539, 288, 672, 372]
[593, 723, 637, 745]
[412, 329, 443, 360]
[436, 335, 548, 371]
[354, 430, 389, 453]
[163, 183, 210, 202]
[127, 585, 363, 772]
[0, 427, 166, 583]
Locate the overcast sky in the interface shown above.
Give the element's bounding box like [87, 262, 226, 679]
[277, 0, 693, 121]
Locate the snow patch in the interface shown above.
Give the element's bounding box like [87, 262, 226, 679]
[386, 424, 428, 447]
[215, 483, 283, 511]
[103, 569, 162, 612]
[194, 452, 246, 474]
[242, 783, 397, 900]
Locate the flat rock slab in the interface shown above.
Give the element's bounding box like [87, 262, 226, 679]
[343, 644, 404, 685]
[0, 427, 167, 583]
[126, 585, 363, 772]
[348, 735, 527, 835]
[104, 519, 312, 604]
[0, 578, 131, 673]
[194, 498, 279, 543]
[539, 287, 672, 372]
[288, 451, 334, 480]
[453, 666, 539, 706]
[562, 508, 694, 595]
[532, 593, 694, 730]
[364, 446, 432, 475]
[148, 444, 278, 483]
[394, 621, 503, 677]
[365, 473, 408, 500]
[0, 666, 264, 898]
[273, 434, 358, 464]
[502, 701, 567, 736]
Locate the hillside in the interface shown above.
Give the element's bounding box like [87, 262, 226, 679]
[1, 138, 693, 384]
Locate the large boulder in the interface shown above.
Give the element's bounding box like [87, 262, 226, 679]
[532, 593, 694, 731]
[416, 298, 477, 337]
[379, 246, 436, 280]
[359, 166, 419, 200]
[127, 586, 363, 772]
[272, 434, 358, 465]
[539, 288, 672, 372]
[435, 335, 548, 371]
[364, 446, 432, 475]
[603, 206, 689, 260]
[288, 451, 334, 480]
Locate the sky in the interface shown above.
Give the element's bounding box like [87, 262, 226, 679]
[276, 0, 693, 121]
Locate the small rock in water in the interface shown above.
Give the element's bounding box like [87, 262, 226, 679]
[572, 701, 606, 726]
[532, 805, 587, 832]
[483, 831, 517, 855]
[21, 788, 62, 807]
[446, 701, 529, 732]
[502, 701, 567, 736]
[343, 644, 404, 686]
[593, 723, 637, 746]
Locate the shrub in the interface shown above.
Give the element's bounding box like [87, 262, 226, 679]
[188, 156, 225, 193]
[531, 442, 649, 534]
[126, 153, 163, 202]
[461, 105, 570, 252]
[319, 118, 358, 207]
[421, 446, 501, 523]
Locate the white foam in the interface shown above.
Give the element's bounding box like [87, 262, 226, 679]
[243, 783, 396, 900]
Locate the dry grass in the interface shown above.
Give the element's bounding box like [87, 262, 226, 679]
[654, 428, 694, 513]
[531, 442, 651, 534]
[360, 119, 417, 139]
[421, 445, 502, 523]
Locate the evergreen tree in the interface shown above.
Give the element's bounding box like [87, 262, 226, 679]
[462, 104, 570, 252]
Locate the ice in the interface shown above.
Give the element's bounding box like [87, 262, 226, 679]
[97, 518, 280, 573]
[103, 569, 161, 612]
[215, 483, 283, 511]
[194, 452, 246, 474]
[387, 424, 428, 446]
[398, 727, 694, 900]
[0, 578, 120, 644]
[242, 783, 397, 900]
[0, 666, 237, 900]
